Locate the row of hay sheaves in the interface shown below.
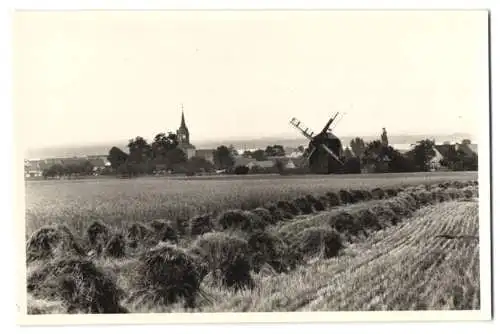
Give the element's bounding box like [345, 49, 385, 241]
[26, 180, 478, 314]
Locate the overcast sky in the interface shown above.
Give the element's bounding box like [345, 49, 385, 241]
[14, 10, 488, 150]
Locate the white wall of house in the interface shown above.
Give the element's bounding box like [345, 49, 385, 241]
[429, 147, 445, 171]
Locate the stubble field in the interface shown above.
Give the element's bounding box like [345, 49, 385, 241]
[24, 171, 480, 314]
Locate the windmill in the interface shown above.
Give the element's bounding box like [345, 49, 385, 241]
[289, 112, 345, 174]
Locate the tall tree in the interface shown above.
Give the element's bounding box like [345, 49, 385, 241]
[251, 149, 267, 161]
[265, 145, 285, 157]
[127, 136, 152, 164]
[152, 132, 178, 160]
[228, 145, 239, 157]
[350, 137, 366, 158]
[343, 147, 354, 159]
[107, 147, 129, 170]
[409, 139, 436, 172]
[214, 145, 235, 169]
[165, 147, 187, 168]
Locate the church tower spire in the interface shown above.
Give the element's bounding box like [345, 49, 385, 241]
[180, 104, 187, 129]
[177, 104, 190, 145]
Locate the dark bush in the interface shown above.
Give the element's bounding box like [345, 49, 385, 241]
[234, 165, 250, 175]
[27, 257, 127, 313]
[26, 225, 85, 263]
[192, 232, 254, 290]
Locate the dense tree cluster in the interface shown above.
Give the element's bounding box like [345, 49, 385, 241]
[42, 160, 95, 179]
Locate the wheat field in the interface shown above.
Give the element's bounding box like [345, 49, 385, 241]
[24, 172, 480, 314]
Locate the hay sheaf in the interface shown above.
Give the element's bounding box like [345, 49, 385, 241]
[86, 221, 111, 255]
[217, 209, 266, 232]
[385, 188, 398, 197]
[127, 222, 157, 249]
[350, 189, 370, 203]
[338, 189, 354, 204]
[188, 214, 214, 236]
[148, 219, 179, 243]
[26, 225, 85, 263]
[293, 197, 313, 214]
[370, 203, 399, 225]
[191, 232, 254, 290]
[27, 257, 127, 314]
[351, 208, 383, 231]
[247, 230, 295, 273]
[326, 191, 341, 206]
[250, 207, 276, 225]
[328, 211, 366, 241]
[305, 194, 326, 211]
[371, 188, 386, 200]
[265, 204, 294, 222]
[131, 243, 203, 308]
[103, 233, 126, 258]
[277, 200, 300, 216]
[294, 226, 344, 259]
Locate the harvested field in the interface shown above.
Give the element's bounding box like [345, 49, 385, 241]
[24, 172, 480, 313]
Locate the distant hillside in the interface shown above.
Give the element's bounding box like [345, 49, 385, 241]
[25, 132, 475, 160]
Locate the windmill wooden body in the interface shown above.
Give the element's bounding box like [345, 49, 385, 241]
[289, 112, 345, 174]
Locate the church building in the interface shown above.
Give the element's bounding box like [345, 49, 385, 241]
[176, 111, 197, 159]
[176, 108, 215, 163]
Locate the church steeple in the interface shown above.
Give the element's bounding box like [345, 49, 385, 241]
[177, 104, 190, 145]
[180, 111, 187, 129]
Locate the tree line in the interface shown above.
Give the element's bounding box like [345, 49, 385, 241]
[106, 131, 477, 177]
[341, 137, 478, 173]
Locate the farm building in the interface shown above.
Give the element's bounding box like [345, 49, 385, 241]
[195, 149, 215, 164]
[247, 160, 275, 169]
[175, 110, 216, 163]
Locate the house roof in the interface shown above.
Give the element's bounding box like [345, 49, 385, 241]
[88, 158, 106, 167]
[434, 144, 455, 159]
[248, 160, 275, 168]
[234, 157, 256, 166]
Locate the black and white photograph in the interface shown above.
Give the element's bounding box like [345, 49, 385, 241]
[13, 7, 492, 324]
